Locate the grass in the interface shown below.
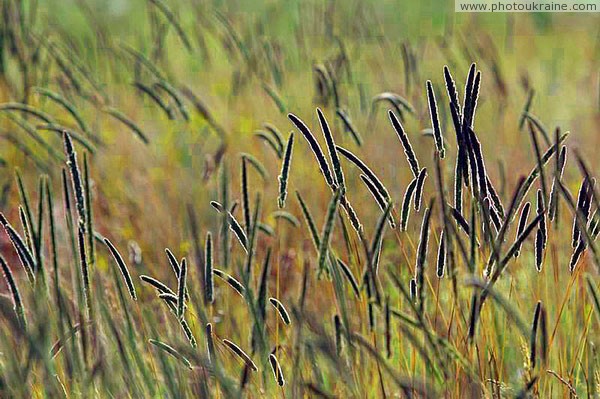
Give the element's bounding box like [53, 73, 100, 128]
[0, 0, 599, 397]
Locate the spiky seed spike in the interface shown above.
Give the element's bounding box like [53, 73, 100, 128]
[334, 314, 343, 355]
[317, 108, 345, 194]
[269, 297, 291, 325]
[416, 202, 434, 311]
[486, 176, 505, 220]
[436, 231, 446, 278]
[463, 63, 477, 122]
[63, 132, 86, 226]
[0, 255, 26, 328]
[213, 269, 245, 296]
[104, 238, 137, 300]
[317, 189, 342, 277]
[269, 354, 285, 387]
[288, 113, 335, 187]
[210, 201, 248, 251]
[206, 323, 215, 364]
[257, 248, 272, 319]
[449, 101, 470, 192]
[384, 299, 391, 358]
[467, 128, 488, 200]
[569, 240, 586, 272]
[450, 205, 470, 233]
[572, 178, 587, 247]
[205, 232, 214, 304]
[241, 157, 251, 232]
[336, 145, 390, 200]
[368, 203, 394, 278]
[409, 278, 417, 302]
[388, 110, 420, 178]
[515, 202, 531, 258]
[401, 178, 419, 231]
[360, 174, 395, 228]
[336, 258, 360, 298]
[263, 122, 285, 153]
[18, 207, 33, 254]
[140, 275, 176, 296]
[165, 248, 180, 277]
[536, 189, 547, 248]
[77, 224, 91, 317]
[414, 168, 428, 211]
[336, 108, 363, 147]
[549, 145, 567, 221]
[295, 191, 321, 250]
[222, 339, 258, 371]
[177, 258, 187, 319]
[278, 132, 294, 208]
[535, 228, 544, 271]
[426, 80, 445, 158]
[467, 293, 479, 341]
[530, 301, 542, 368]
[443, 65, 461, 117]
[466, 71, 481, 128]
[0, 213, 36, 283]
[158, 293, 179, 307]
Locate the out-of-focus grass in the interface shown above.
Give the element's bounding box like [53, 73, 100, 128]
[0, 0, 599, 397]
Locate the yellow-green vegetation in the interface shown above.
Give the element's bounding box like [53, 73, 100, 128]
[0, 0, 599, 397]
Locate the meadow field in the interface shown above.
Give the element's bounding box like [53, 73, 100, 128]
[0, 0, 599, 397]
